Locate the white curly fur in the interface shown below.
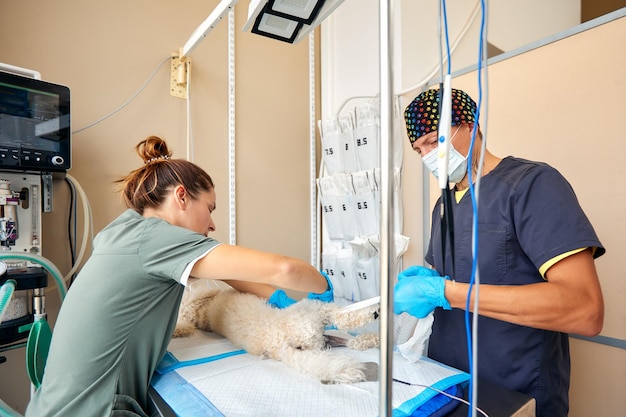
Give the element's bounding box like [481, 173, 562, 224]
[174, 288, 380, 384]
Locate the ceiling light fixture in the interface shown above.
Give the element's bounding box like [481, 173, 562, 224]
[243, 0, 345, 44]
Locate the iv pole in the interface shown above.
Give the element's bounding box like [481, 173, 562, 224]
[379, 0, 395, 416]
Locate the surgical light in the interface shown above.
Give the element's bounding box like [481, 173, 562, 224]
[251, 9, 303, 43]
[243, 0, 345, 44]
[268, 0, 326, 24]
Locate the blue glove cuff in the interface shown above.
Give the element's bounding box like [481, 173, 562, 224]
[307, 271, 334, 303]
[268, 289, 297, 309]
[440, 276, 452, 310]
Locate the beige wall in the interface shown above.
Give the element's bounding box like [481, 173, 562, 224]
[0, 0, 318, 412]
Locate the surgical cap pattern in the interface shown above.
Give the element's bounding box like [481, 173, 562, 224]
[404, 88, 477, 144]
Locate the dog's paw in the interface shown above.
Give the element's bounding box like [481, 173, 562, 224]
[173, 321, 196, 338]
[320, 359, 366, 384]
[346, 332, 379, 350]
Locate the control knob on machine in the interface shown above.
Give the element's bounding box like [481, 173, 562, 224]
[51, 155, 65, 166]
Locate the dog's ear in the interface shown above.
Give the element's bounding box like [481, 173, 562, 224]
[200, 290, 219, 302]
[173, 321, 196, 338]
[188, 287, 220, 302]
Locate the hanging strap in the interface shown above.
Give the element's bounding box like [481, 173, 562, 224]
[440, 187, 456, 278]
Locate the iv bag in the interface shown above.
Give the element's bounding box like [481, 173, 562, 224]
[337, 113, 358, 173]
[331, 173, 359, 241]
[355, 255, 379, 300]
[317, 177, 345, 241]
[354, 103, 380, 171]
[321, 243, 343, 299]
[318, 118, 343, 176]
[347, 237, 379, 301]
[351, 170, 379, 237]
[335, 247, 359, 302]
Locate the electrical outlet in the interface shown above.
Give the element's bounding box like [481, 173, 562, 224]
[170, 54, 188, 99]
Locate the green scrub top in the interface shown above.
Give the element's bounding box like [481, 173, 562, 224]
[26, 209, 221, 417]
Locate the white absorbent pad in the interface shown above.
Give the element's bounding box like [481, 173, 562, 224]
[151, 331, 469, 417]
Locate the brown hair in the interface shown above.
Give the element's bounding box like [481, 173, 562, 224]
[116, 136, 214, 214]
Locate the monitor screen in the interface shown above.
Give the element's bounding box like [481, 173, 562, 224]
[0, 71, 71, 171]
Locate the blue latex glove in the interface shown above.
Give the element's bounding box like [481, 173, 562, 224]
[398, 265, 442, 279]
[267, 289, 297, 309]
[394, 266, 451, 318]
[307, 271, 334, 303]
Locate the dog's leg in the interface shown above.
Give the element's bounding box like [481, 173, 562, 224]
[346, 333, 379, 350]
[328, 304, 380, 332]
[321, 303, 380, 350]
[279, 349, 367, 384]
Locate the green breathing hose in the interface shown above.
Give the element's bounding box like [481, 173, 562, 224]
[0, 255, 65, 395]
[0, 253, 67, 301]
[0, 278, 16, 324]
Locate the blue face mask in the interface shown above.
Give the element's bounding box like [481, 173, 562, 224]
[421, 127, 467, 183]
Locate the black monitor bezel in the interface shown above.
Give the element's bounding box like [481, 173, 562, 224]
[0, 70, 71, 172]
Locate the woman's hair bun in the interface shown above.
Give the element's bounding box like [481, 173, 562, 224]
[136, 135, 173, 164]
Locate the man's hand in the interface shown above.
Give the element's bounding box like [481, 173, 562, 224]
[394, 266, 451, 318]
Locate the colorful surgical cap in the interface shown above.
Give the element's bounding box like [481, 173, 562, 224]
[404, 88, 477, 144]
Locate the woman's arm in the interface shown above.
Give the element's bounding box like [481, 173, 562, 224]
[222, 280, 280, 299]
[190, 244, 327, 294]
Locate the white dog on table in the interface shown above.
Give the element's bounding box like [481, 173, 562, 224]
[174, 288, 380, 384]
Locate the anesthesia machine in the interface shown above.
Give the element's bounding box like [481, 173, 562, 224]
[0, 69, 70, 356]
